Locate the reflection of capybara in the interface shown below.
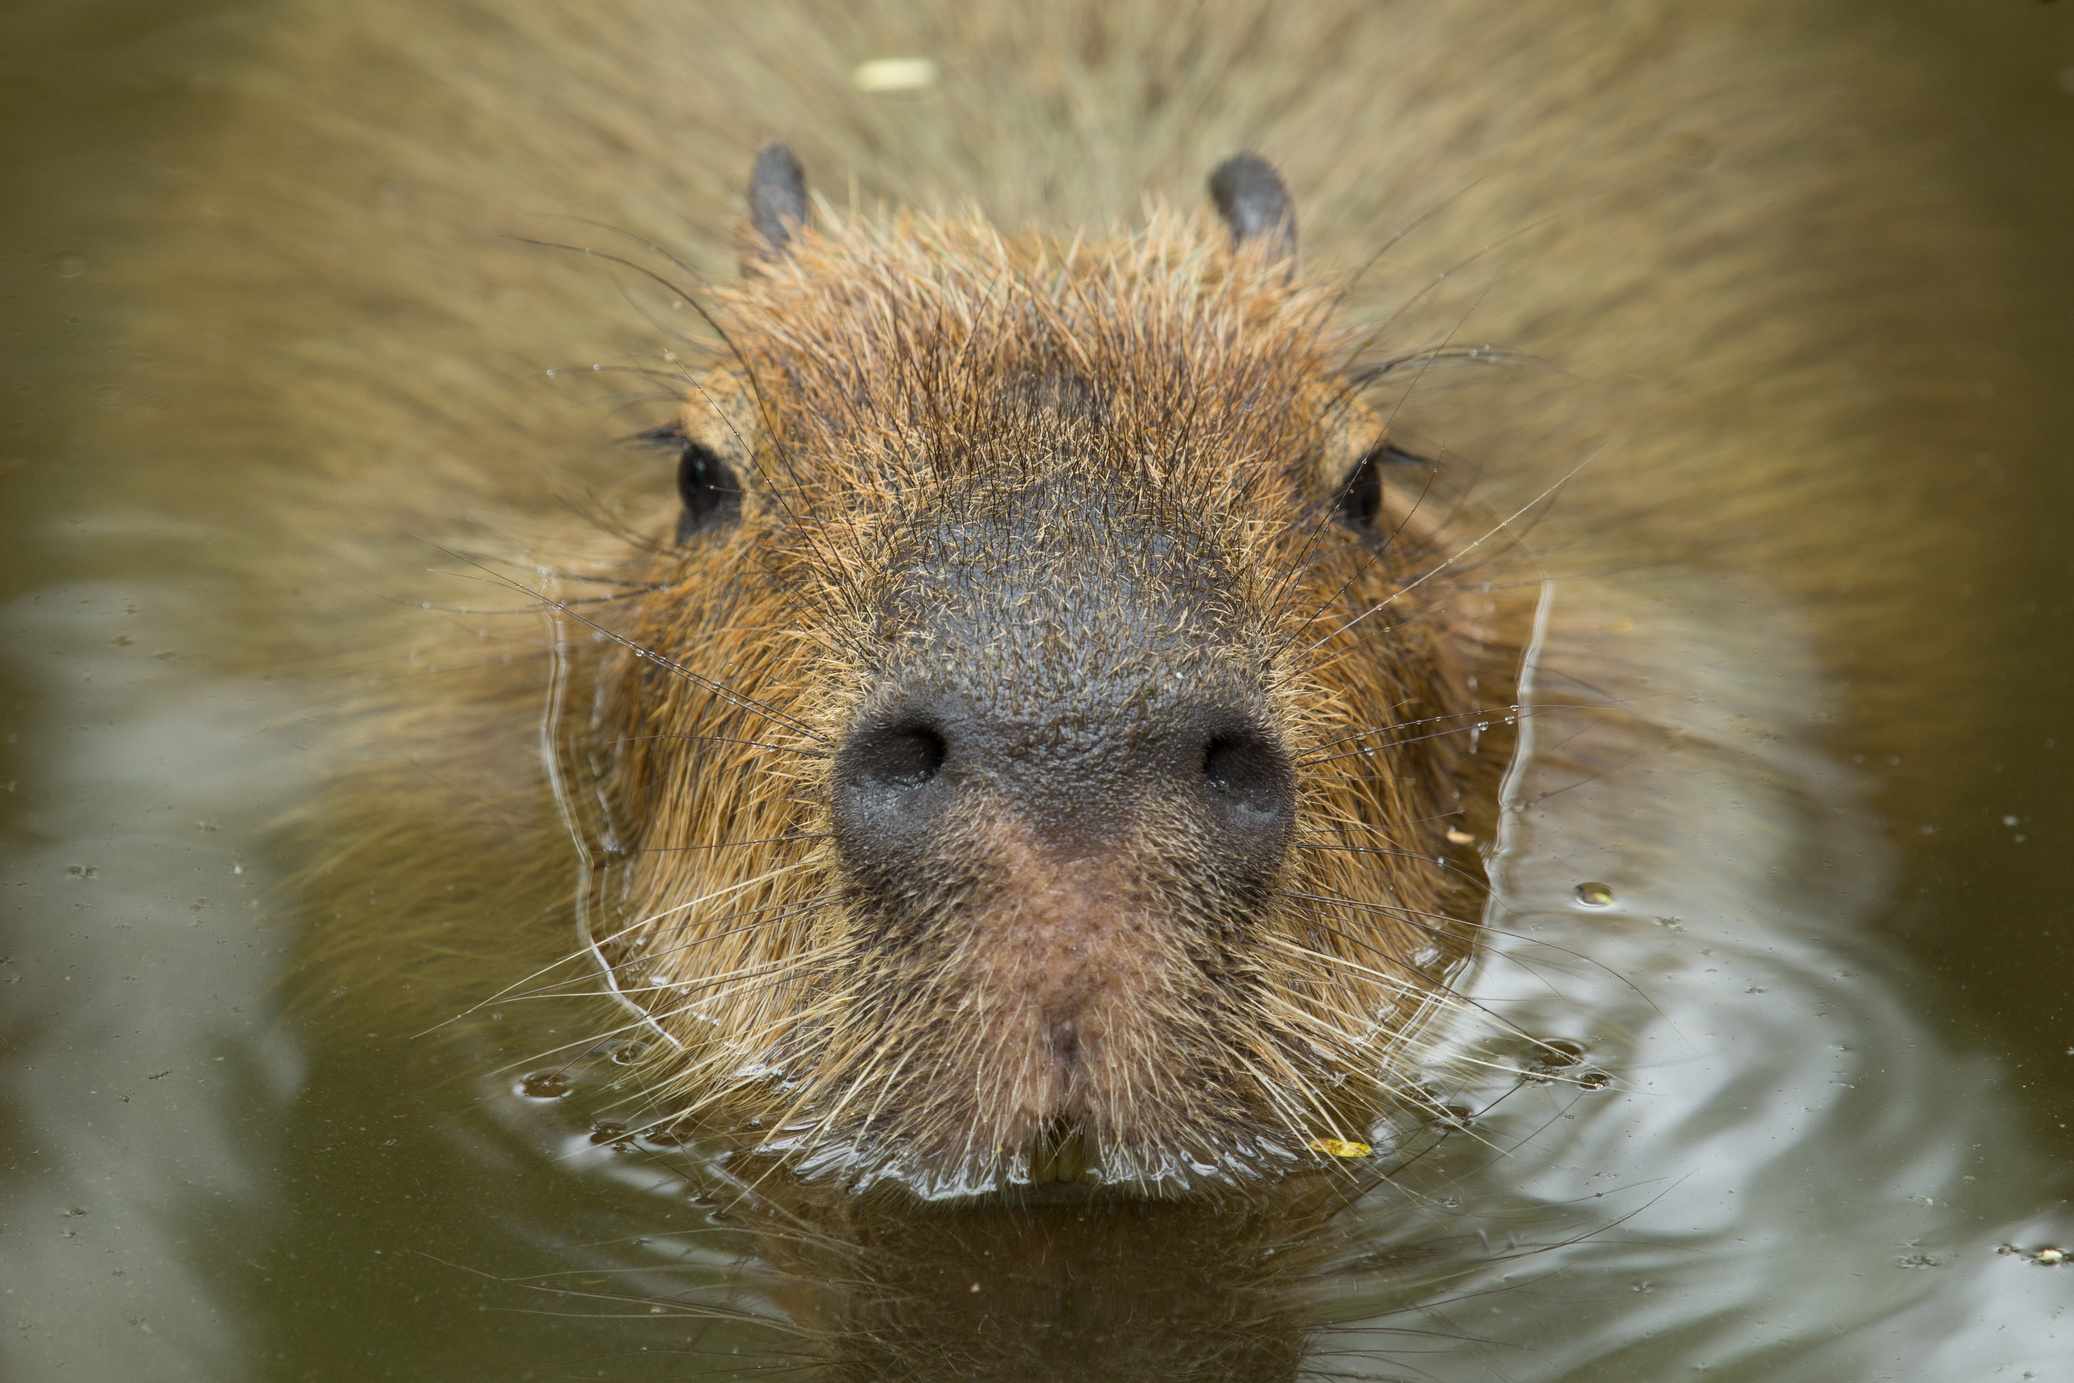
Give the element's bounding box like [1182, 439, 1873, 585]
[129, 2, 2031, 1202]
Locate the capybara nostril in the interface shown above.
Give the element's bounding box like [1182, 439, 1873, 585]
[1202, 732, 1293, 824]
[832, 718, 951, 845]
[832, 681, 1295, 895]
[846, 721, 947, 790]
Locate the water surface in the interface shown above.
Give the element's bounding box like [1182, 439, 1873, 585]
[4, 2, 2074, 1379]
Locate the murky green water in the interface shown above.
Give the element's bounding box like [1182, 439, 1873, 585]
[5, 2, 2074, 1380]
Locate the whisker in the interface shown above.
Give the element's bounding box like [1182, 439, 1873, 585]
[1303, 452, 1598, 655]
[448, 550, 829, 742]
[630, 831, 832, 856]
[1298, 701, 1604, 767]
[607, 732, 827, 759]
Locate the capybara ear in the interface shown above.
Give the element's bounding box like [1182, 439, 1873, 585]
[1207, 153, 1296, 262]
[742, 143, 809, 269]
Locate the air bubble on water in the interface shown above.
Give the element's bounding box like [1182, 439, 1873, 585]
[51, 253, 85, 278]
[1574, 881, 1615, 908]
[2003, 815, 2020, 827]
[519, 1071, 572, 1099]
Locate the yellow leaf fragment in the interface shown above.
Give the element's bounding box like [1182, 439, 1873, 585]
[1308, 1137, 1372, 1159]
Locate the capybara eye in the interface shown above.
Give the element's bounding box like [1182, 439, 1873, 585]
[1335, 444, 1430, 531]
[1334, 450, 1384, 530]
[1203, 734, 1288, 819]
[675, 440, 741, 541]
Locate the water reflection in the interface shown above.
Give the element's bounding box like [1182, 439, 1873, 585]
[476, 1056, 1510, 1383]
[0, 582, 304, 1383]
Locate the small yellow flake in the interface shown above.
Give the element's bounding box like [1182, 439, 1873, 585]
[1308, 1138, 1372, 1159]
[853, 58, 938, 93]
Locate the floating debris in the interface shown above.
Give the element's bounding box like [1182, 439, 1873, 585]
[1308, 1137, 1372, 1159]
[1996, 1243, 2067, 1266]
[853, 58, 937, 93]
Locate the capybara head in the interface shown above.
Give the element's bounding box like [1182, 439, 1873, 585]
[581, 148, 1490, 1196]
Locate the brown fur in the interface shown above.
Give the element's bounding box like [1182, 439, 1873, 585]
[585, 211, 1494, 1189]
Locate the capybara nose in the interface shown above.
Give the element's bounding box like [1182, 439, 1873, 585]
[829, 691, 1296, 874]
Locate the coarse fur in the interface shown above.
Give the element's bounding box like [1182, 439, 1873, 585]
[99, 0, 2038, 1203]
[587, 209, 1494, 1191]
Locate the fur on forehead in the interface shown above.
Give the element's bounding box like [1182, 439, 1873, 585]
[699, 207, 1356, 542]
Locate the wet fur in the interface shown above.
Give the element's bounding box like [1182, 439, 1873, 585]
[591, 212, 1492, 1189]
